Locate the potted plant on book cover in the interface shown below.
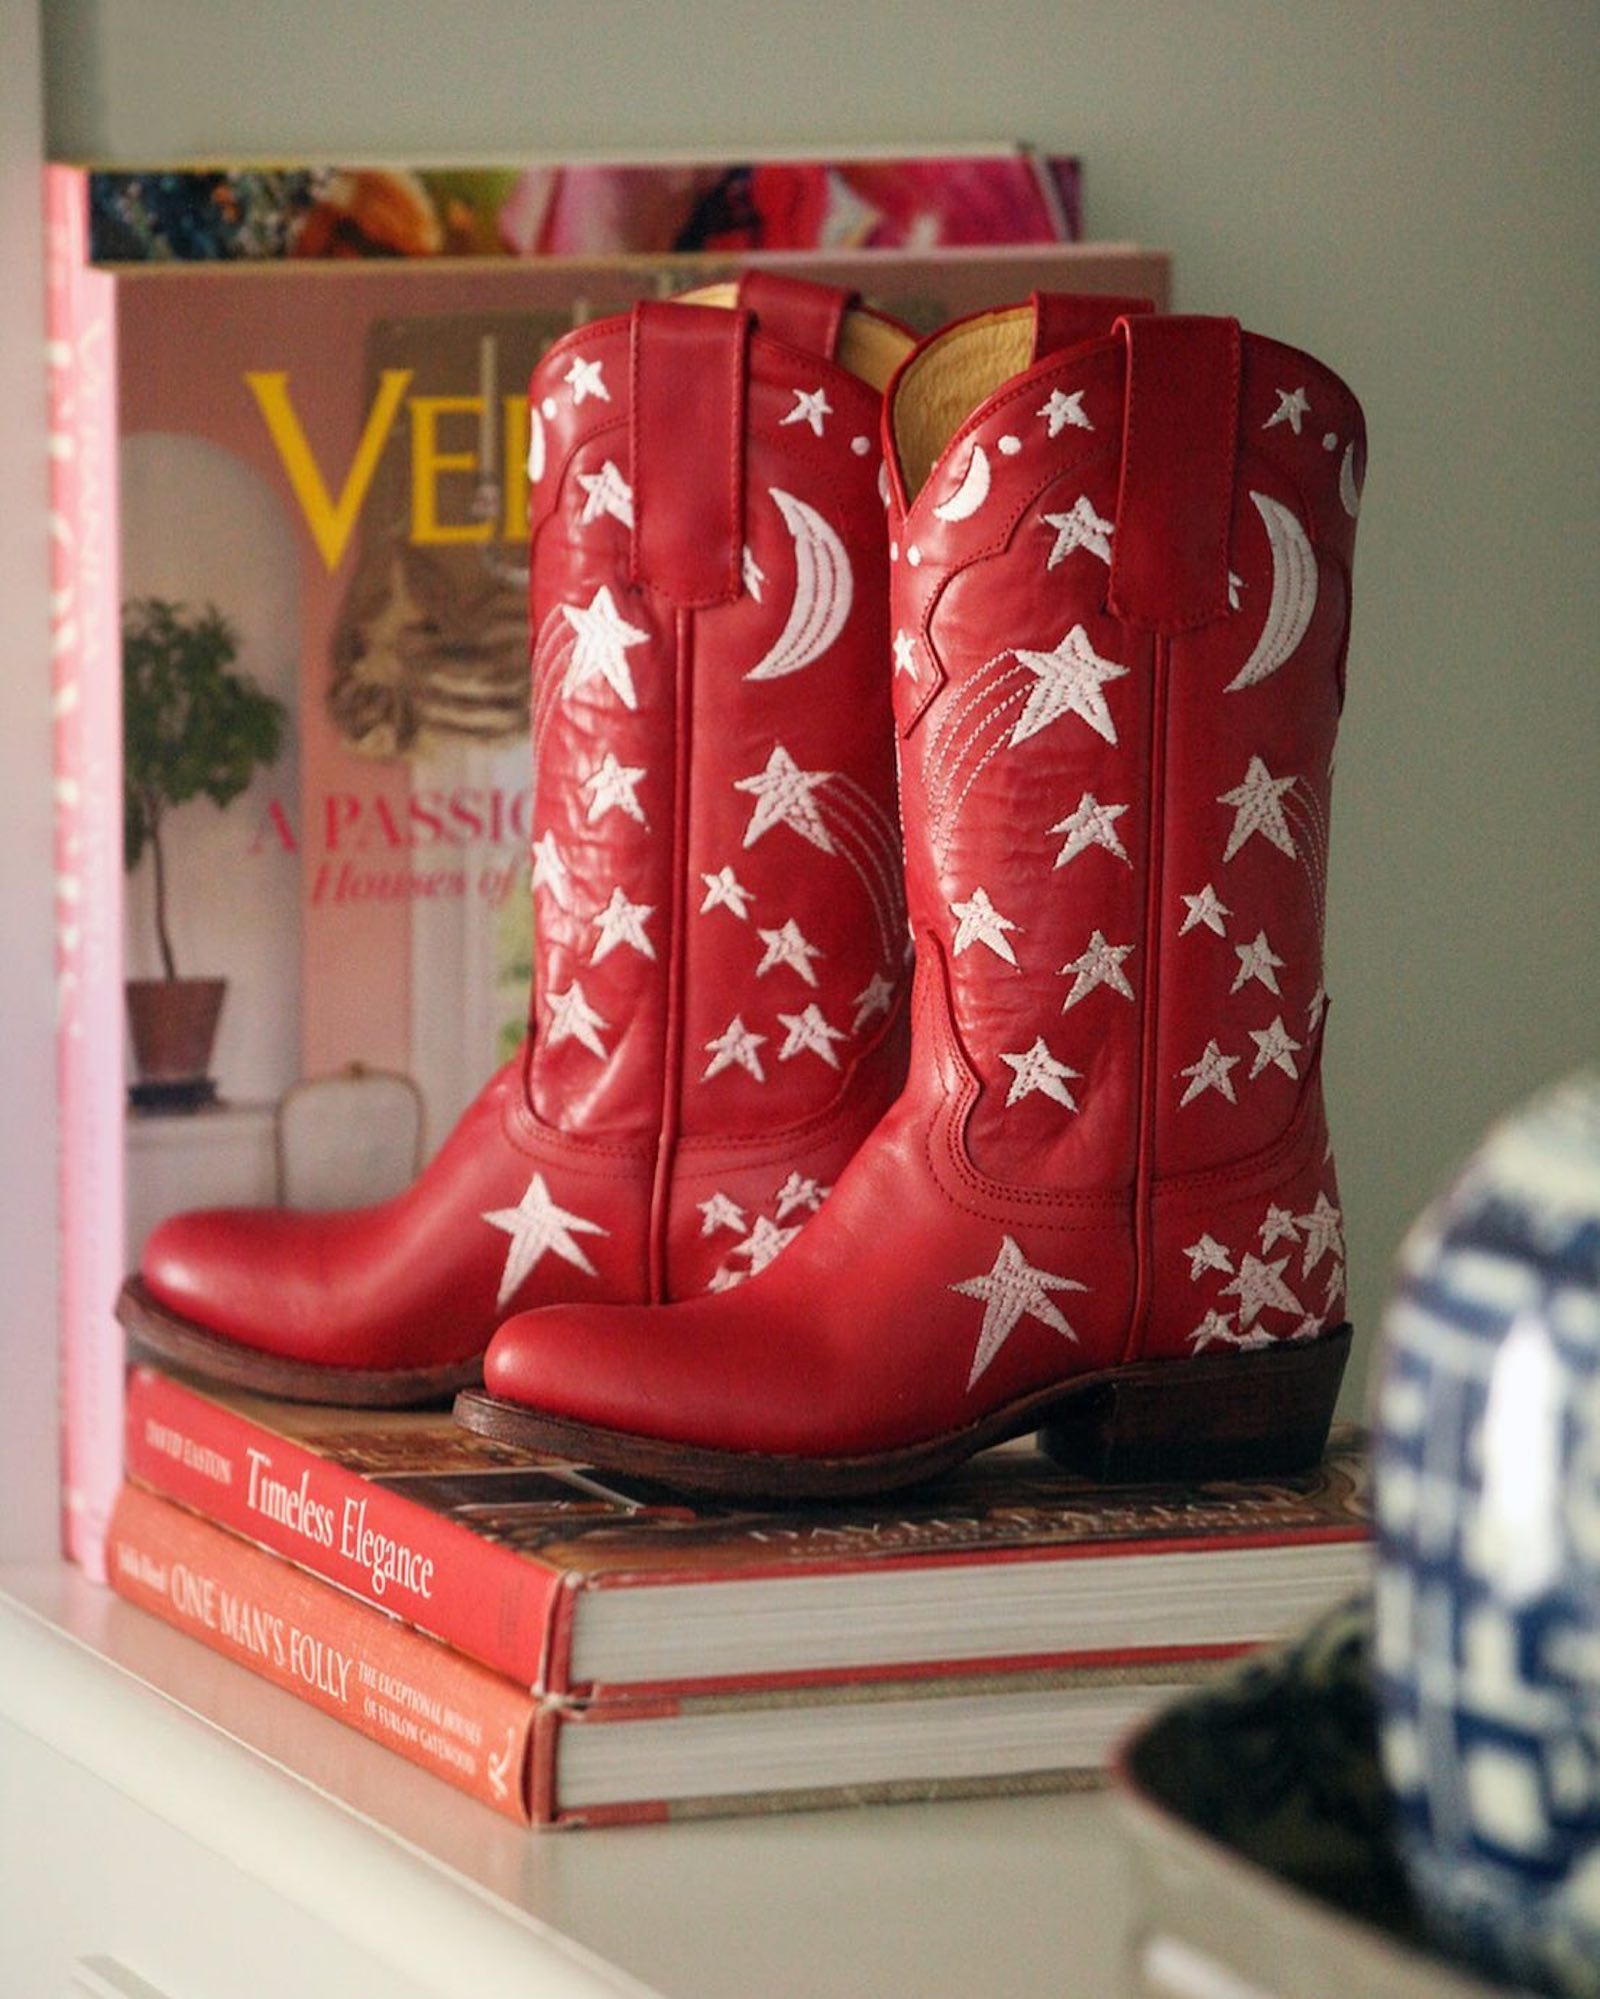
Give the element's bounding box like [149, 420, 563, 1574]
[122, 596, 286, 1111]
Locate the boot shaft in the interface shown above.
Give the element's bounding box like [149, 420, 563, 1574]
[524, 277, 913, 1156]
[885, 302, 1364, 1195]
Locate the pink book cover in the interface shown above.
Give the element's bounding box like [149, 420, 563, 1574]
[102, 238, 1167, 1200]
[49, 149, 1165, 1572]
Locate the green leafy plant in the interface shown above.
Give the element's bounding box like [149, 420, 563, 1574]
[122, 596, 287, 980]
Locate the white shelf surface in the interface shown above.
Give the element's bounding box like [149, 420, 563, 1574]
[0, 1561, 1137, 1999]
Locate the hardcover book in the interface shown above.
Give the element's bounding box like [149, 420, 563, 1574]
[45, 151, 1168, 1577]
[125, 1362, 1370, 1703]
[107, 1478, 1221, 1828]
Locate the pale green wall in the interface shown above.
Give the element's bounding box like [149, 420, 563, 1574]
[41, 0, 1600, 1419]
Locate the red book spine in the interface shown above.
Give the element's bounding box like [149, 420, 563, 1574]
[123, 1366, 570, 1690]
[45, 164, 127, 1582]
[108, 1483, 539, 1824]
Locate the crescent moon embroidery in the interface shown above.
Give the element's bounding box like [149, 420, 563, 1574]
[745, 488, 854, 682]
[1338, 441, 1362, 518]
[527, 407, 546, 483]
[1225, 491, 1318, 692]
[933, 443, 993, 522]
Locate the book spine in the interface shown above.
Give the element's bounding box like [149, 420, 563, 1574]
[44, 165, 127, 1582]
[124, 1365, 566, 1689]
[108, 1482, 539, 1824]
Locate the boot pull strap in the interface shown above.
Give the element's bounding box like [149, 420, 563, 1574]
[1107, 313, 1241, 632]
[737, 270, 855, 361]
[628, 299, 750, 607]
[1030, 291, 1154, 363]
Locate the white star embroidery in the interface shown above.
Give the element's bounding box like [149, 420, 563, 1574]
[1042, 496, 1114, 568]
[1219, 756, 1299, 862]
[564, 355, 610, 405]
[755, 919, 824, 987]
[1265, 386, 1310, 435]
[999, 1038, 1081, 1110]
[707, 1265, 747, 1293]
[589, 886, 656, 964]
[564, 355, 608, 405]
[698, 1192, 747, 1237]
[1221, 1252, 1302, 1326]
[1248, 1016, 1303, 1081]
[732, 1214, 802, 1274]
[893, 628, 919, 678]
[1184, 1233, 1234, 1281]
[781, 386, 833, 437]
[742, 546, 765, 600]
[950, 887, 1019, 966]
[576, 459, 634, 527]
[734, 745, 837, 853]
[700, 866, 753, 920]
[1260, 1205, 1302, 1252]
[1306, 983, 1328, 1031]
[773, 1171, 829, 1221]
[1011, 626, 1128, 747]
[1296, 1192, 1344, 1276]
[561, 585, 651, 711]
[703, 1016, 767, 1084]
[852, 972, 897, 1031]
[483, 1172, 608, 1306]
[1227, 571, 1244, 611]
[1061, 931, 1135, 1010]
[1232, 929, 1286, 995]
[1179, 883, 1231, 937]
[777, 1004, 848, 1069]
[1188, 1309, 1240, 1353]
[581, 751, 648, 825]
[950, 1236, 1086, 1390]
[1039, 388, 1092, 436]
[546, 981, 610, 1059]
[1050, 792, 1130, 870]
[530, 831, 572, 906]
[1178, 1039, 1240, 1106]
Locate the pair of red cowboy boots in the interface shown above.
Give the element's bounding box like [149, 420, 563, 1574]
[122, 273, 1365, 1501]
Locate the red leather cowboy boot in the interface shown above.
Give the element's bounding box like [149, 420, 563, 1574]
[460, 297, 1365, 1494]
[118, 274, 914, 1404]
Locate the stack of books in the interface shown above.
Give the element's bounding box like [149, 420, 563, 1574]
[110, 1363, 1371, 1827]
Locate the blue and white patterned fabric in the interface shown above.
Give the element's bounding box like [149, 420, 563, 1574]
[1374, 1072, 1600, 1999]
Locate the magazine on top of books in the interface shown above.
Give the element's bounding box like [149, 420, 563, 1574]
[73, 146, 1081, 262]
[46, 143, 1168, 1577]
[107, 1477, 1227, 1828]
[125, 1360, 1370, 1702]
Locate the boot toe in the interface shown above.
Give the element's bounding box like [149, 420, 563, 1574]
[141, 1207, 317, 1352]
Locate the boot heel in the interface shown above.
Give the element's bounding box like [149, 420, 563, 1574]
[1038, 1324, 1352, 1484]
